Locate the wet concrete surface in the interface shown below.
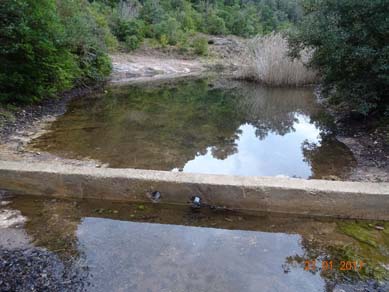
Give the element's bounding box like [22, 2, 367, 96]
[1, 195, 389, 291]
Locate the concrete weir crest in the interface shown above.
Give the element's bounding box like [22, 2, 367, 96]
[0, 160, 388, 220]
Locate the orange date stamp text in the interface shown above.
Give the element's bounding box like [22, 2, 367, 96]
[304, 260, 364, 272]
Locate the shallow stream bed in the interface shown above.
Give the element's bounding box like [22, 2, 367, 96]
[1, 195, 389, 291]
[30, 78, 356, 179]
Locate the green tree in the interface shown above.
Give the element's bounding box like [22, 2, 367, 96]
[57, 0, 112, 84]
[0, 0, 112, 104]
[0, 0, 77, 103]
[222, 4, 263, 37]
[125, 35, 141, 51]
[155, 17, 183, 45]
[192, 36, 208, 55]
[204, 10, 226, 35]
[289, 0, 389, 115]
[112, 18, 145, 42]
[140, 0, 165, 24]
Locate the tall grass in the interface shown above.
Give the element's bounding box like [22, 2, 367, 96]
[236, 33, 317, 86]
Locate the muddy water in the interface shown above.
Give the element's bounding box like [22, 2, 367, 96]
[1, 195, 388, 291]
[30, 78, 356, 179]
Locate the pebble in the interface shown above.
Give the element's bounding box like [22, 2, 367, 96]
[0, 248, 87, 291]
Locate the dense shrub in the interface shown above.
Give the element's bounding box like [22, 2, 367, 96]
[112, 18, 145, 42]
[176, 4, 199, 32]
[125, 35, 141, 51]
[155, 17, 183, 45]
[205, 11, 226, 35]
[140, 0, 165, 25]
[0, 0, 112, 104]
[288, 0, 389, 115]
[89, 1, 118, 51]
[159, 34, 169, 48]
[221, 4, 263, 37]
[0, 0, 77, 103]
[58, 0, 112, 84]
[192, 36, 208, 56]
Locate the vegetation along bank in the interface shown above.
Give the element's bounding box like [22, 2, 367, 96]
[0, 0, 388, 181]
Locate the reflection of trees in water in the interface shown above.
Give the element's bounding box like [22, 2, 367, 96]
[231, 81, 323, 139]
[197, 82, 320, 159]
[32, 78, 354, 176]
[302, 137, 357, 179]
[283, 222, 389, 290]
[228, 81, 356, 178]
[20, 196, 387, 289]
[210, 132, 240, 160]
[32, 79, 244, 169]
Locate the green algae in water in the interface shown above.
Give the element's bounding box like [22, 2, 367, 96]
[338, 222, 380, 247]
[336, 221, 389, 281]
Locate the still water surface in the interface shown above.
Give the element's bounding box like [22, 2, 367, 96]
[2, 196, 388, 292]
[31, 78, 356, 178]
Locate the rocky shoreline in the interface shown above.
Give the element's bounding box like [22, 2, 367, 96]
[336, 123, 389, 182]
[0, 248, 87, 292]
[0, 86, 104, 143]
[0, 85, 106, 167]
[325, 98, 389, 182]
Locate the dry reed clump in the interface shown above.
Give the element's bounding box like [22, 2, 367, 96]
[236, 33, 317, 86]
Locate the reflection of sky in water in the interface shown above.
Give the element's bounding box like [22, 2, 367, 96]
[177, 114, 320, 178]
[31, 80, 355, 178]
[77, 218, 325, 292]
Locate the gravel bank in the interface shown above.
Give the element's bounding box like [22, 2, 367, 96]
[0, 248, 87, 292]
